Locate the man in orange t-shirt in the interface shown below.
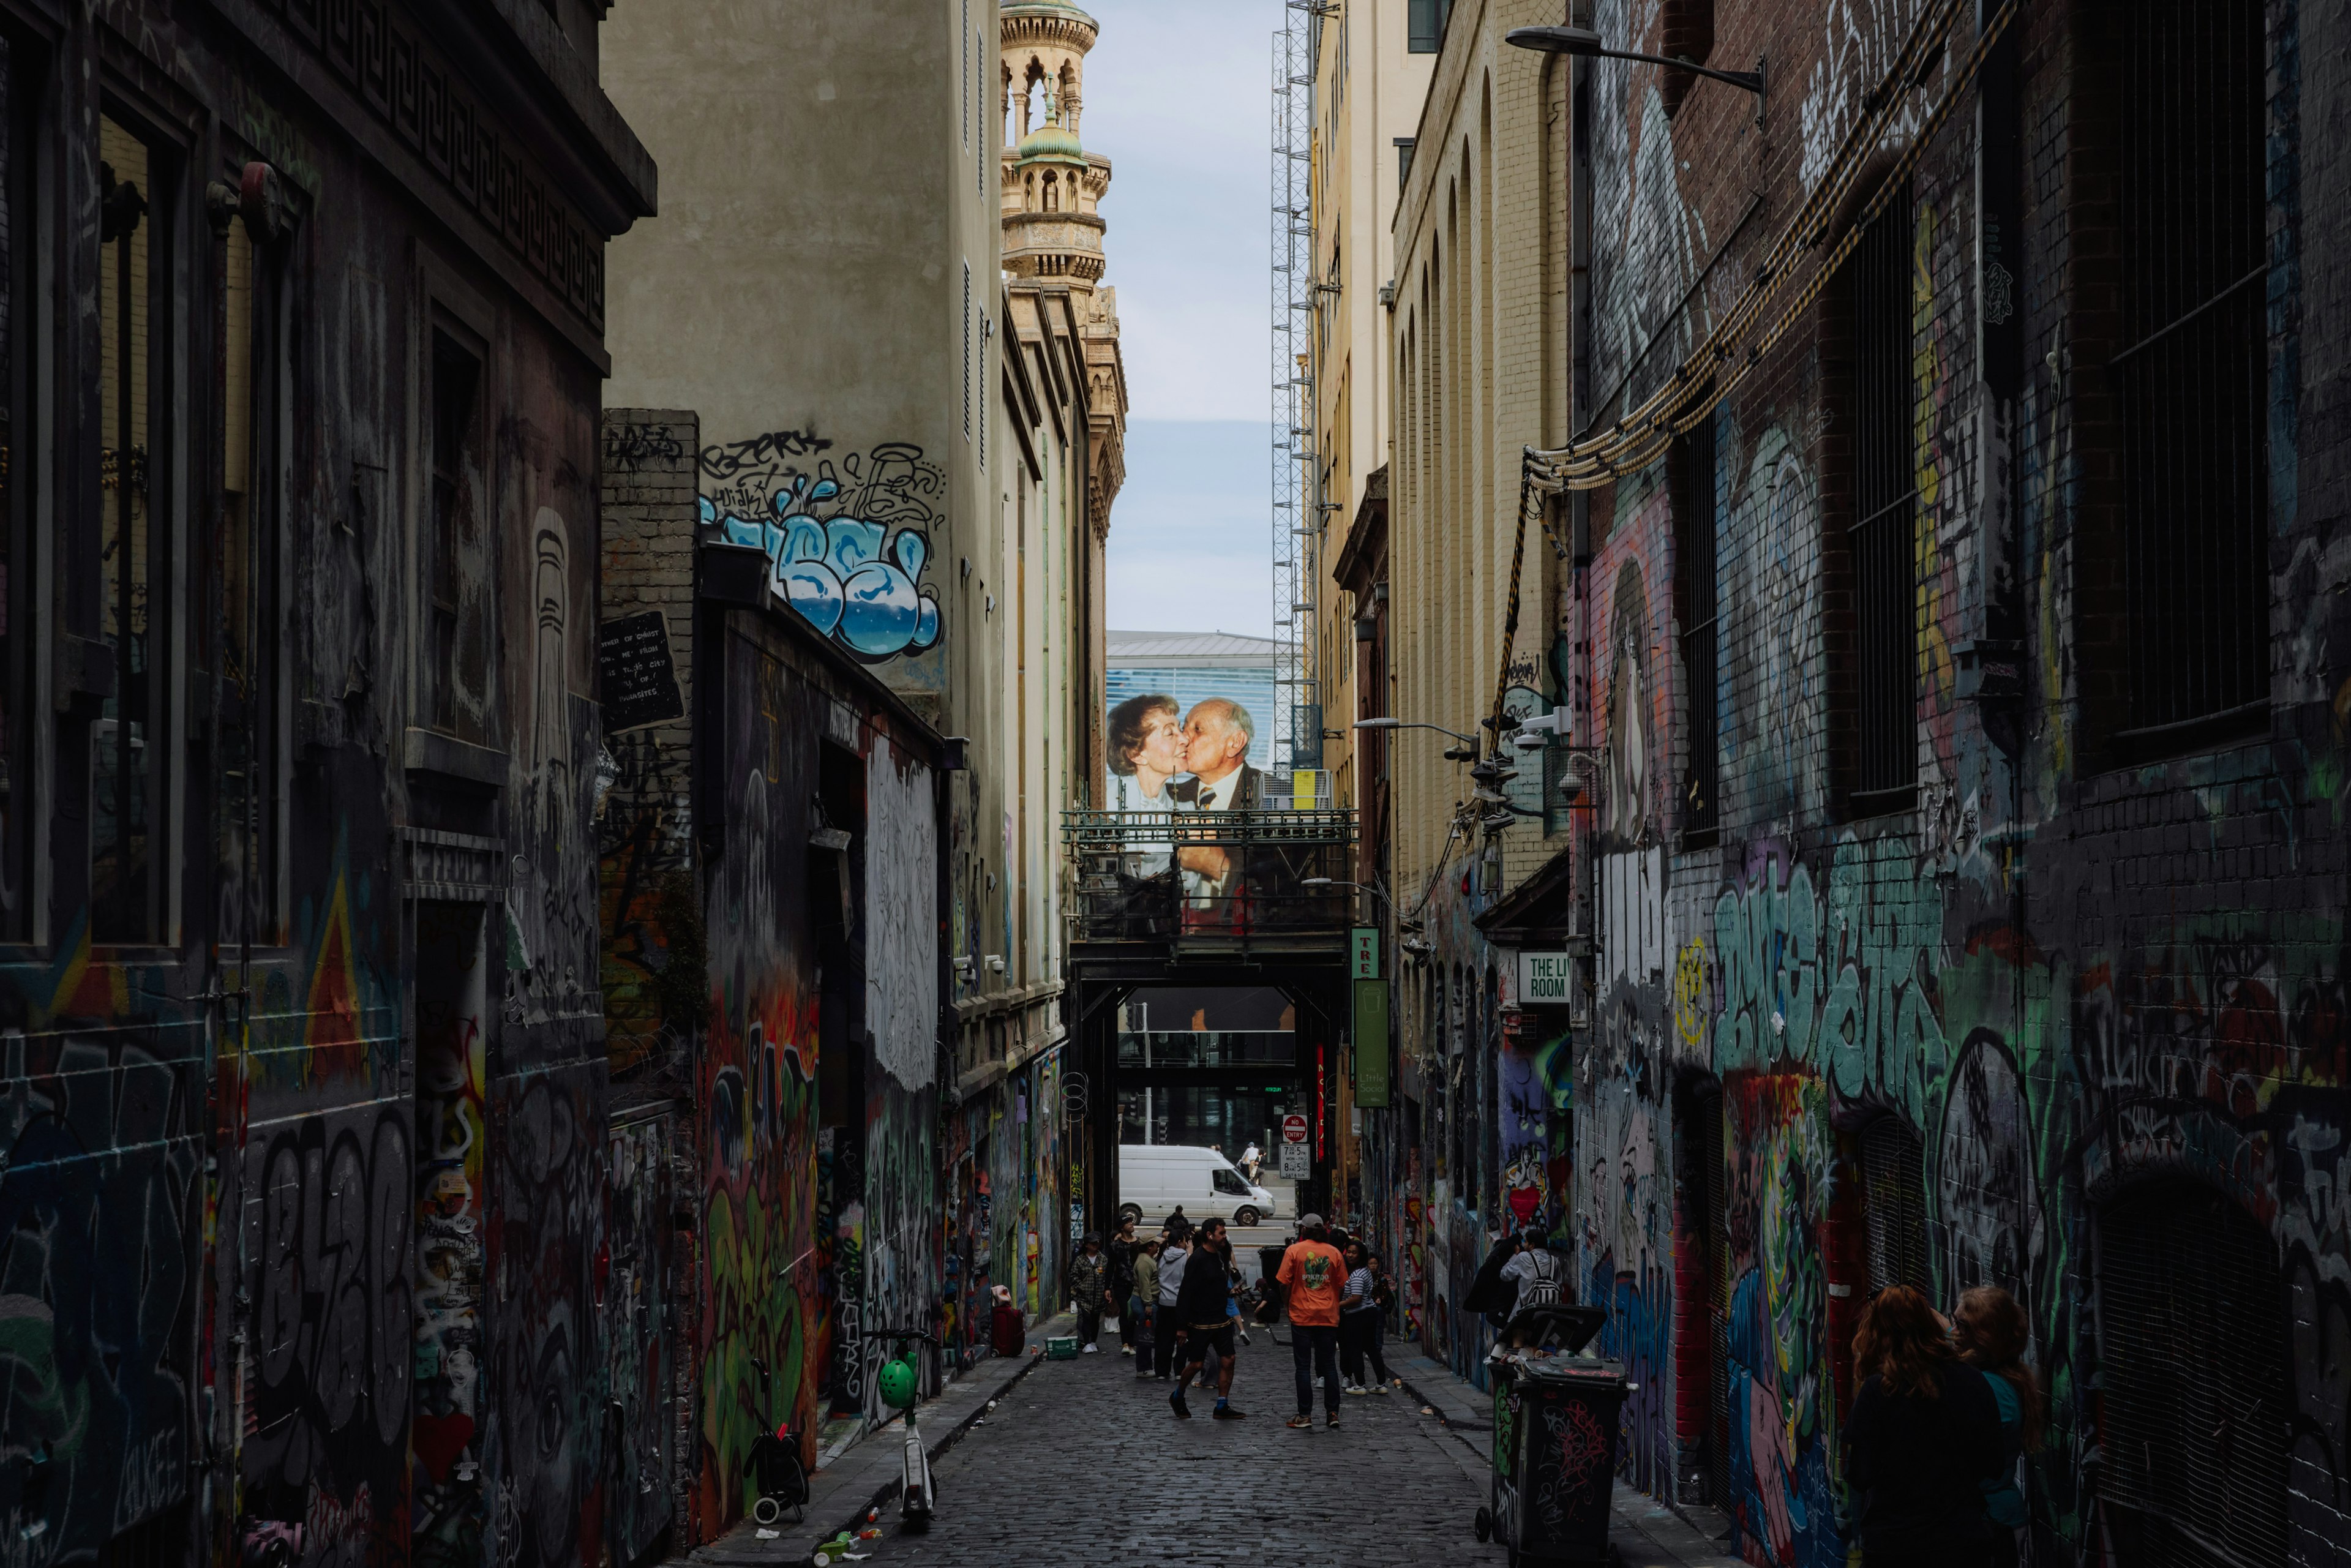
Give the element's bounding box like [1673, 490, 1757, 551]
[1277, 1216, 1349, 1429]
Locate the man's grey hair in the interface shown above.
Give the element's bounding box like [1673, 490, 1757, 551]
[1192, 697, 1255, 751]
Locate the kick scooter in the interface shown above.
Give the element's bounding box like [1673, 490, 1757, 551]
[864, 1326, 939, 1531]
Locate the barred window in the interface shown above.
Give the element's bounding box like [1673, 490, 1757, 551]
[962, 260, 973, 442]
[1858, 1115, 1930, 1298]
[1675, 416, 1719, 840]
[1845, 179, 1917, 814]
[2113, 0, 2268, 744]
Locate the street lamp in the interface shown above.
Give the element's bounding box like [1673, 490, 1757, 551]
[1504, 20, 1766, 124]
[1353, 715, 1480, 761]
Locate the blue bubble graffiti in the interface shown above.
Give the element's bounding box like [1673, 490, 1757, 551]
[699, 435, 946, 663]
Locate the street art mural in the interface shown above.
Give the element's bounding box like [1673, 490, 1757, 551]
[699, 629, 829, 1532]
[700, 433, 945, 665]
[0, 1014, 203, 1559]
[605, 1114, 678, 1564]
[415, 905, 490, 1566]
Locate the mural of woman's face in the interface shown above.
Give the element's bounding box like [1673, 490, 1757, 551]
[1135, 707, 1184, 779]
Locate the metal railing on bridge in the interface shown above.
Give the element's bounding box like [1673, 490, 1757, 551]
[1062, 808, 1359, 951]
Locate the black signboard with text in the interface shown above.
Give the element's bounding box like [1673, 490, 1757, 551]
[598, 610, 685, 733]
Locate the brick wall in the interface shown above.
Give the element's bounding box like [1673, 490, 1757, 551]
[1375, 0, 2351, 1562]
[599, 408, 701, 1075]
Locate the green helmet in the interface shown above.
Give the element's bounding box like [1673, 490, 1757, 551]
[878, 1357, 918, 1411]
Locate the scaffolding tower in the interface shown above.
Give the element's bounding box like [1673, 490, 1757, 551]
[1271, 2, 1318, 786]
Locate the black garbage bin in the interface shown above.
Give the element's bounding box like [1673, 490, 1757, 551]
[1475, 1307, 1629, 1567]
[1256, 1244, 1290, 1322]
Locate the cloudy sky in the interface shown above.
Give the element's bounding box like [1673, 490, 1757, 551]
[1079, 0, 1277, 639]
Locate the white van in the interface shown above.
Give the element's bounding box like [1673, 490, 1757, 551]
[1118, 1144, 1280, 1228]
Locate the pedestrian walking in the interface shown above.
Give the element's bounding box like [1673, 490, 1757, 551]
[1108, 1217, 1141, 1356]
[1338, 1240, 1394, 1392]
[1954, 1286, 2043, 1568]
[1843, 1285, 2003, 1568]
[1153, 1228, 1191, 1380]
[1240, 1141, 1263, 1182]
[1277, 1214, 1348, 1430]
[1171, 1217, 1246, 1420]
[1069, 1232, 1111, 1352]
[1130, 1239, 1161, 1379]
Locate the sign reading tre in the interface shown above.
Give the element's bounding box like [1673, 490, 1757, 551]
[1517, 950, 1579, 1005]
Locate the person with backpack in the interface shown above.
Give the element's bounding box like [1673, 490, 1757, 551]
[1500, 1224, 1568, 1313]
[1108, 1216, 1141, 1356]
[1129, 1239, 1161, 1379]
[1337, 1240, 1394, 1392]
[1153, 1225, 1191, 1381]
[1954, 1286, 2043, 1568]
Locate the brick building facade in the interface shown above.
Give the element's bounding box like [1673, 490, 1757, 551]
[1362, 1, 2350, 1564]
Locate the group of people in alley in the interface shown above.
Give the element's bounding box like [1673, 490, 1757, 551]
[1064, 1216, 2041, 1566]
[1063, 1211, 1401, 1427]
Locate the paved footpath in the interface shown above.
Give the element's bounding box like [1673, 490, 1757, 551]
[831, 1339, 1502, 1567]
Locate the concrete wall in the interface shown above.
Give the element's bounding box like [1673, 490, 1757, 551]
[602, 0, 1003, 704]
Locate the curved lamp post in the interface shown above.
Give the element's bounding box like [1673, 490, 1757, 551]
[1504, 23, 1766, 126]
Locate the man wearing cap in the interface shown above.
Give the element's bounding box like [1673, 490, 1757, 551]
[1276, 1215, 1349, 1429]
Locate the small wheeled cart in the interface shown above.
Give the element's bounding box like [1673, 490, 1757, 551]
[1472, 1306, 1632, 1568]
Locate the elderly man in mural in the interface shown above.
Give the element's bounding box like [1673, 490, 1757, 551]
[1171, 698, 1310, 929]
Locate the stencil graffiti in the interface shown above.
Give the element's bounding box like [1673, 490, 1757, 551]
[700, 437, 945, 662]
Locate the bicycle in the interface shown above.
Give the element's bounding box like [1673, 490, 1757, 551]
[864, 1326, 940, 1531]
[742, 1356, 809, 1527]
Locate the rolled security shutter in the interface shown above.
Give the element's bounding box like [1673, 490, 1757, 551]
[2097, 1181, 2288, 1568]
[1859, 1114, 1930, 1297]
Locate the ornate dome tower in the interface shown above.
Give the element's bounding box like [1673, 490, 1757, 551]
[1000, 2, 1111, 288]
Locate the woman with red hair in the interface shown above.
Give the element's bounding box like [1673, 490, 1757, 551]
[1843, 1286, 2004, 1567]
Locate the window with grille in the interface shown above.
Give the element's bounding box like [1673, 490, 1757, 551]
[221, 190, 289, 944]
[1408, 0, 1441, 52]
[2098, 1181, 2288, 1568]
[94, 111, 175, 945]
[1846, 181, 1918, 814]
[962, 261, 972, 441]
[1676, 417, 1719, 841]
[2113, 0, 2268, 745]
[1858, 1115, 1929, 1297]
[0, 37, 34, 943]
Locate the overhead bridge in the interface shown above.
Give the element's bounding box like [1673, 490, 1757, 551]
[1062, 808, 1359, 1226]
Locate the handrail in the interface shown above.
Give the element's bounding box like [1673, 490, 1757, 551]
[1061, 808, 1359, 849]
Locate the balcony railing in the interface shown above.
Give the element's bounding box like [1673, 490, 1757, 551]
[1063, 808, 1359, 948]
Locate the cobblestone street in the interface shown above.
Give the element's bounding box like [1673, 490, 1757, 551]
[841, 1343, 1502, 1566]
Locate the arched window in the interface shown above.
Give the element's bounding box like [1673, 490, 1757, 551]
[2098, 1179, 2288, 1567]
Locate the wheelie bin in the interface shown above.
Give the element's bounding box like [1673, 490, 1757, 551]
[1472, 1305, 1630, 1567]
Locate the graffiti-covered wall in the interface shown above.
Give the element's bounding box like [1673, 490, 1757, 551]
[1379, 1, 2351, 1565]
[1553, 2, 2351, 1566]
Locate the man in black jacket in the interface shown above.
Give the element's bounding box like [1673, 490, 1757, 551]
[1170, 1218, 1247, 1420]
